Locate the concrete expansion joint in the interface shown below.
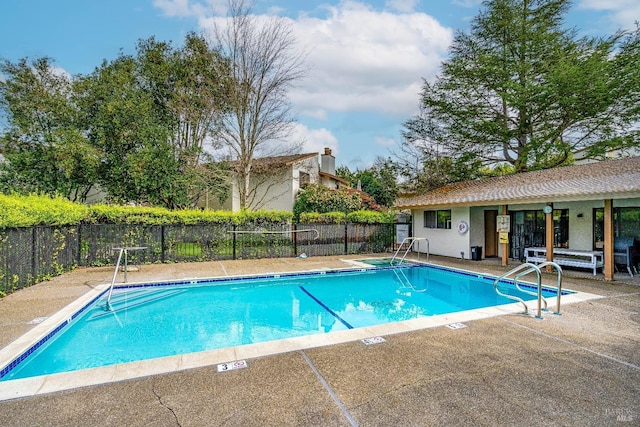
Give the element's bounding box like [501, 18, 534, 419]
[299, 350, 359, 427]
[498, 317, 640, 372]
[601, 291, 640, 299]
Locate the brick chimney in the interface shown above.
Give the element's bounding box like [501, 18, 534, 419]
[320, 147, 335, 175]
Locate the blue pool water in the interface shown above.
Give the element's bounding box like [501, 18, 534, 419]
[0, 265, 568, 381]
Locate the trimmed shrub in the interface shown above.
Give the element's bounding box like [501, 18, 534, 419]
[293, 183, 383, 221]
[0, 194, 89, 227]
[299, 211, 346, 224]
[346, 210, 396, 224]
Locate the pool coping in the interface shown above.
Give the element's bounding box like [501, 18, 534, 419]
[0, 262, 603, 401]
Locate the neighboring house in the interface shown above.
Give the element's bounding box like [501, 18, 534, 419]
[202, 147, 349, 212]
[394, 156, 640, 279]
[573, 146, 640, 165]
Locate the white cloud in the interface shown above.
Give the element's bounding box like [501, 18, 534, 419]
[291, 2, 451, 119]
[291, 123, 340, 156]
[192, 1, 451, 120]
[375, 136, 397, 148]
[578, 0, 640, 30]
[50, 65, 72, 81]
[153, 0, 201, 17]
[154, 0, 452, 159]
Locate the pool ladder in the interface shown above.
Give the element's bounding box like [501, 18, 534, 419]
[391, 237, 429, 265]
[105, 246, 147, 311]
[493, 262, 563, 318]
[393, 268, 426, 293]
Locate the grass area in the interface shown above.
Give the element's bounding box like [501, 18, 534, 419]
[174, 242, 203, 257]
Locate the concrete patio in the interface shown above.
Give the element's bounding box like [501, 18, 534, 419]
[0, 255, 638, 426]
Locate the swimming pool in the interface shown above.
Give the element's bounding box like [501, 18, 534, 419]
[0, 264, 569, 383]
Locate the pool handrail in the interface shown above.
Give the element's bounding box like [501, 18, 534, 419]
[227, 228, 319, 240]
[494, 261, 563, 318]
[514, 267, 548, 312]
[493, 263, 542, 316]
[532, 261, 564, 315]
[392, 268, 426, 292]
[391, 237, 429, 265]
[106, 248, 124, 310]
[106, 246, 147, 310]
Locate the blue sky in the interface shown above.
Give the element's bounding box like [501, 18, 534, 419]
[1, 0, 638, 169]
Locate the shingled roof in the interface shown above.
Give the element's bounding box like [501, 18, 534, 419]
[394, 156, 640, 209]
[227, 152, 318, 174]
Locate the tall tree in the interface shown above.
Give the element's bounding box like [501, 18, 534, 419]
[0, 57, 99, 201]
[402, 0, 640, 176]
[135, 33, 232, 207]
[336, 158, 399, 208]
[210, 0, 306, 210]
[76, 34, 231, 208]
[75, 54, 179, 206]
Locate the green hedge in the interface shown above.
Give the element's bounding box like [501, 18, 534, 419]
[299, 212, 346, 224]
[0, 194, 395, 228]
[0, 194, 90, 227]
[300, 210, 395, 224]
[346, 210, 396, 224]
[86, 205, 292, 225]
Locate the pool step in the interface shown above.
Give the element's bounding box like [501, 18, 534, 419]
[90, 289, 186, 320]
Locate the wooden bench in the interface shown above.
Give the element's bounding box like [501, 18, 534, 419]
[524, 247, 603, 276]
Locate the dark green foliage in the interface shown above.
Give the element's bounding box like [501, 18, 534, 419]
[293, 184, 383, 222]
[337, 158, 399, 208]
[0, 57, 99, 201]
[75, 33, 231, 208]
[1, 33, 231, 209]
[400, 0, 640, 188]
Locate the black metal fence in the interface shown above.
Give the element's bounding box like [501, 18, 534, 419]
[0, 223, 395, 295]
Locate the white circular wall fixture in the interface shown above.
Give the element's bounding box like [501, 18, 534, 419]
[457, 221, 469, 235]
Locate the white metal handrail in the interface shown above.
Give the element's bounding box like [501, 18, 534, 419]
[106, 246, 147, 310]
[532, 261, 564, 314]
[390, 237, 429, 265]
[105, 248, 124, 309]
[493, 261, 563, 318]
[392, 268, 426, 293]
[493, 263, 541, 317]
[514, 266, 548, 312]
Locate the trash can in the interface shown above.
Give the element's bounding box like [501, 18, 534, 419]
[471, 246, 482, 261]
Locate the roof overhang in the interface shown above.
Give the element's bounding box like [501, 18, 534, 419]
[393, 157, 640, 210]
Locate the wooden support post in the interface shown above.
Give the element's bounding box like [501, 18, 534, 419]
[501, 205, 508, 267]
[545, 204, 554, 272]
[604, 199, 614, 280]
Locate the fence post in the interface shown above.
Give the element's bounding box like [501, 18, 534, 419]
[77, 224, 83, 266]
[293, 223, 298, 257]
[233, 224, 237, 260]
[344, 223, 348, 255]
[161, 225, 166, 263]
[31, 227, 37, 280]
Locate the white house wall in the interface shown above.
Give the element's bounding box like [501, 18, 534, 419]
[411, 207, 471, 259]
[243, 156, 319, 212]
[412, 198, 640, 260]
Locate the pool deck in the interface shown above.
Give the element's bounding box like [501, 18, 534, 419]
[0, 254, 638, 426]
